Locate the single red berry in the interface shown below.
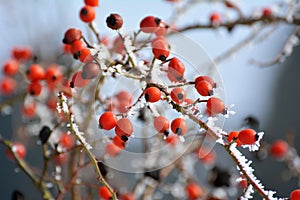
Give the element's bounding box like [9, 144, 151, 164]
[185, 183, 203, 200]
[63, 28, 82, 44]
[22, 102, 37, 118]
[144, 87, 161, 102]
[140, 16, 161, 33]
[112, 136, 126, 149]
[210, 12, 221, 25]
[12, 47, 32, 61]
[238, 129, 257, 145]
[168, 57, 185, 82]
[115, 90, 133, 104]
[290, 189, 300, 200]
[3, 59, 20, 76]
[26, 64, 45, 82]
[115, 118, 133, 141]
[152, 38, 170, 61]
[270, 140, 288, 158]
[98, 186, 112, 200]
[0, 77, 16, 95]
[171, 118, 187, 136]
[195, 76, 215, 88]
[60, 133, 76, 149]
[99, 112, 117, 130]
[106, 13, 123, 30]
[239, 179, 248, 188]
[196, 147, 216, 165]
[227, 131, 242, 146]
[70, 40, 85, 55]
[120, 193, 135, 200]
[82, 62, 100, 79]
[6, 142, 27, 160]
[84, 0, 99, 7]
[262, 7, 272, 17]
[45, 65, 63, 85]
[105, 142, 123, 157]
[206, 97, 225, 115]
[195, 80, 214, 96]
[170, 87, 186, 104]
[70, 71, 90, 88]
[80, 5, 96, 23]
[28, 81, 42, 96]
[154, 116, 170, 135]
[78, 48, 94, 63]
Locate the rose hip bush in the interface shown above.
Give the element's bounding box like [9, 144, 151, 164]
[1, 0, 300, 199]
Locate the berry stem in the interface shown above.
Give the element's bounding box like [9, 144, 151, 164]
[88, 22, 101, 44]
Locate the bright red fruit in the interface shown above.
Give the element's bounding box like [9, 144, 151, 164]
[154, 116, 170, 135]
[12, 47, 32, 61]
[171, 118, 187, 136]
[0, 77, 16, 95]
[63, 28, 82, 44]
[115, 118, 133, 140]
[3, 59, 20, 76]
[26, 64, 45, 82]
[22, 102, 37, 118]
[185, 183, 203, 200]
[112, 136, 126, 149]
[194, 76, 215, 88]
[60, 133, 76, 149]
[99, 112, 117, 130]
[28, 81, 42, 96]
[98, 186, 112, 200]
[262, 7, 272, 17]
[270, 140, 288, 158]
[290, 189, 300, 200]
[45, 65, 63, 86]
[195, 80, 213, 96]
[210, 12, 221, 25]
[151, 37, 170, 61]
[168, 57, 185, 82]
[170, 87, 186, 104]
[70, 40, 85, 55]
[144, 87, 161, 102]
[227, 131, 242, 146]
[78, 48, 94, 63]
[79, 5, 96, 23]
[140, 16, 160, 33]
[238, 129, 257, 145]
[206, 97, 225, 115]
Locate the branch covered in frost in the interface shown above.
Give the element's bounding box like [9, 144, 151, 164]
[57, 92, 116, 200]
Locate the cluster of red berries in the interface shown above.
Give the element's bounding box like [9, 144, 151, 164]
[79, 0, 98, 23]
[227, 128, 258, 146]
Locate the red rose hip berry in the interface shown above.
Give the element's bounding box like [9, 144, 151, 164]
[170, 87, 186, 104]
[206, 97, 225, 115]
[63, 28, 82, 44]
[115, 118, 133, 141]
[270, 140, 288, 158]
[3, 59, 20, 76]
[154, 116, 170, 136]
[144, 87, 161, 103]
[79, 5, 96, 23]
[171, 118, 187, 136]
[195, 80, 214, 96]
[99, 112, 117, 130]
[238, 129, 257, 145]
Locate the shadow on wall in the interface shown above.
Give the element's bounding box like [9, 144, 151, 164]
[254, 45, 300, 197]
